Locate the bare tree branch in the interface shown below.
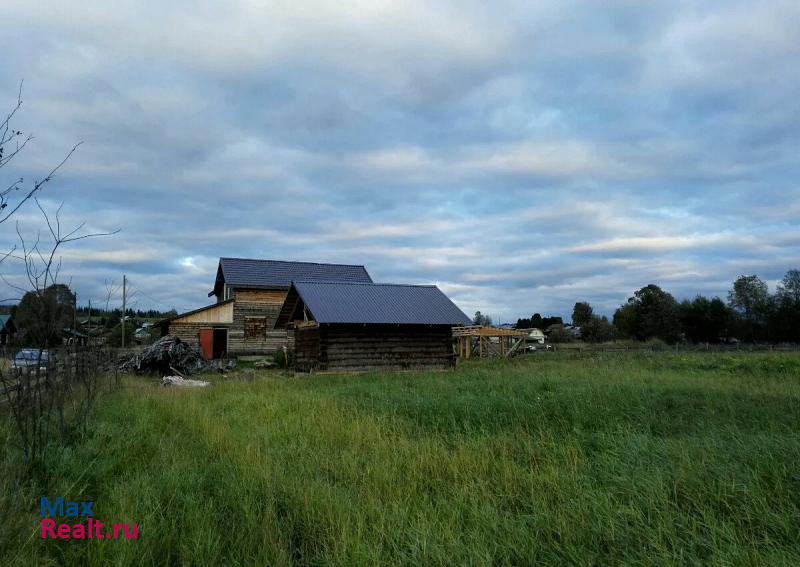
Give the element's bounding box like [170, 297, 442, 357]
[104, 279, 121, 312]
[1, 81, 85, 225]
[0, 142, 83, 224]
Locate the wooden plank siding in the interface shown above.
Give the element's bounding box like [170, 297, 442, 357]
[166, 287, 293, 356]
[166, 321, 230, 352]
[233, 289, 288, 303]
[294, 324, 456, 372]
[171, 301, 233, 324]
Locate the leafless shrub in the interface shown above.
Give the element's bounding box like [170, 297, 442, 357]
[0, 82, 120, 469]
[0, 346, 119, 465]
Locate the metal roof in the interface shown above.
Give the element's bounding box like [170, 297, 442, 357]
[211, 258, 372, 296]
[276, 281, 472, 326]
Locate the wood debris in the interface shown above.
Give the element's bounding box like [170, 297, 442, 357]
[120, 336, 235, 375]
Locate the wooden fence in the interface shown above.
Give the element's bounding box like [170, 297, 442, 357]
[521, 343, 800, 355]
[0, 346, 118, 408]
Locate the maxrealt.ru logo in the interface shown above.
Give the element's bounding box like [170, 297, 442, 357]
[40, 497, 139, 540]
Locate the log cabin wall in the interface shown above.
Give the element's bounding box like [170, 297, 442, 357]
[295, 324, 455, 371]
[164, 300, 233, 352]
[167, 322, 230, 352]
[228, 287, 293, 354]
[165, 288, 294, 356]
[294, 325, 321, 371]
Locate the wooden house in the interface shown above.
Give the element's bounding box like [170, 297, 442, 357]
[158, 258, 372, 358]
[0, 314, 17, 346]
[274, 281, 471, 371]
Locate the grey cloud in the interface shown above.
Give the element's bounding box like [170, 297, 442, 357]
[0, 1, 798, 322]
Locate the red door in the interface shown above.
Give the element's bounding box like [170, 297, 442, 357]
[199, 328, 214, 360]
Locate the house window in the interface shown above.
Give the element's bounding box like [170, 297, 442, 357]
[244, 317, 267, 341]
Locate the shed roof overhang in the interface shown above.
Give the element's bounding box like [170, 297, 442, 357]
[157, 298, 235, 329]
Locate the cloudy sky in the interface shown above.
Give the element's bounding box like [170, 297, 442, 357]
[1, 1, 798, 321]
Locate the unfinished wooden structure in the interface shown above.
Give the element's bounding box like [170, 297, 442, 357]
[275, 281, 472, 371]
[159, 258, 372, 358]
[157, 299, 234, 358]
[453, 326, 529, 358]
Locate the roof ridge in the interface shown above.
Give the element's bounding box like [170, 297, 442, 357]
[220, 257, 367, 269]
[292, 280, 438, 288]
[276, 278, 471, 326]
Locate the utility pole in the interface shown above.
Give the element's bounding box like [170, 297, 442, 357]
[87, 299, 92, 347]
[121, 275, 127, 348]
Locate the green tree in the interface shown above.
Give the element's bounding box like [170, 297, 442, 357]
[776, 269, 800, 304]
[15, 284, 76, 346]
[472, 311, 492, 326]
[515, 317, 531, 329]
[582, 315, 616, 343]
[728, 275, 771, 341]
[547, 326, 573, 343]
[679, 296, 735, 343]
[541, 316, 563, 328]
[571, 302, 594, 326]
[612, 303, 638, 339]
[773, 269, 800, 342]
[613, 284, 680, 343]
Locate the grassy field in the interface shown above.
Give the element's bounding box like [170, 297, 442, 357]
[2, 352, 800, 565]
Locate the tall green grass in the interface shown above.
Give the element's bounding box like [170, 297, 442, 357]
[2, 352, 799, 565]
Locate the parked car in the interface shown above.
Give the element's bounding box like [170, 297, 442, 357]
[12, 349, 54, 372]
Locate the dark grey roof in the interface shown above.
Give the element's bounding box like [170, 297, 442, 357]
[211, 258, 372, 296]
[277, 281, 472, 326]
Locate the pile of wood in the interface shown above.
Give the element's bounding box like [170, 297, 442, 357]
[120, 336, 233, 375]
[161, 375, 210, 387]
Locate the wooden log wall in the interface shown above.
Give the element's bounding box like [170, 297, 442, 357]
[166, 288, 294, 356]
[167, 322, 229, 352]
[228, 288, 292, 355]
[294, 325, 321, 371]
[296, 324, 456, 371]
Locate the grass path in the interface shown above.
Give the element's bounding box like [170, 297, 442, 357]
[2, 353, 800, 565]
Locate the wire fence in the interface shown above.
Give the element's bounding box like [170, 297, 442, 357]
[0, 345, 121, 463]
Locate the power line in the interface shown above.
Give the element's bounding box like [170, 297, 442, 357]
[126, 284, 191, 313]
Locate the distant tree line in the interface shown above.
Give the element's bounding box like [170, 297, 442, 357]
[74, 305, 177, 319]
[511, 269, 800, 344]
[515, 314, 563, 329]
[6, 283, 178, 347]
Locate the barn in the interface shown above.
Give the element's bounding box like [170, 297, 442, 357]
[274, 281, 472, 371]
[158, 258, 372, 357]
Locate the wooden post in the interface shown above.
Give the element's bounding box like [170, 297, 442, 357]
[121, 274, 127, 348]
[87, 299, 92, 347]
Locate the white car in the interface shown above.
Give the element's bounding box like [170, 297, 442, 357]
[12, 349, 54, 372]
